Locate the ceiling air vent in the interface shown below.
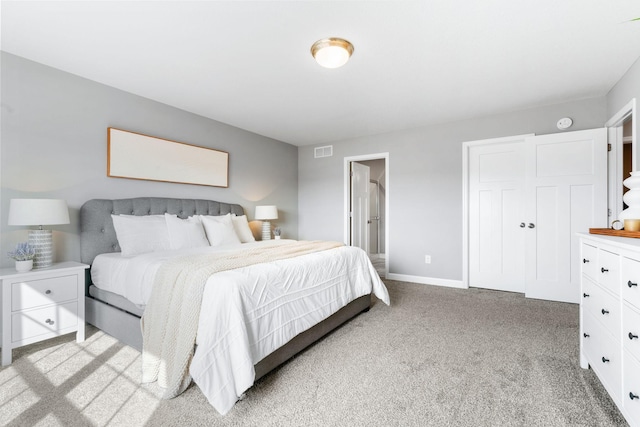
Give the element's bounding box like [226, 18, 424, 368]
[314, 145, 333, 158]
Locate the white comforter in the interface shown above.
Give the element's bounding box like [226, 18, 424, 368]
[91, 240, 389, 414]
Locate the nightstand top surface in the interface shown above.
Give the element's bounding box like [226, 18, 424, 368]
[0, 261, 88, 279]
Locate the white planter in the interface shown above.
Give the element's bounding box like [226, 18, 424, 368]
[15, 259, 33, 272]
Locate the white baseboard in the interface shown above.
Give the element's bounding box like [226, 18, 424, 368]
[385, 273, 466, 289]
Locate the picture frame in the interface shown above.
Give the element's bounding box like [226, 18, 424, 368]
[107, 128, 229, 188]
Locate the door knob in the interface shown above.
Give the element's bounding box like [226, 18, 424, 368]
[601, 268, 609, 273]
[583, 258, 590, 263]
[528, 223, 535, 228]
[630, 332, 639, 340]
[602, 357, 610, 363]
[629, 280, 638, 288]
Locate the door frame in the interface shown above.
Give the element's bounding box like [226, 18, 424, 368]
[605, 98, 636, 222]
[344, 152, 389, 277]
[462, 134, 534, 289]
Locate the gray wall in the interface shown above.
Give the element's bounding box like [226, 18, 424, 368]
[0, 53, 298, 268]
[298, 97, 607, 281]
[607, 55, 640, 165]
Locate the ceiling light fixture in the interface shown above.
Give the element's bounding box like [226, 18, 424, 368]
[310, 37, 354, 69]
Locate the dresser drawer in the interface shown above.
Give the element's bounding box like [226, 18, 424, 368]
[586, 318, 622, 402]
[581, 243, 598, 280]
[12, 301, 78, 342]
[11, 274, 78, 311]
[582, 311, 601, 363]
[583, 281, 620, 338]
[598, 249, 620, 295]
[623, 256, 640, 310]
[624, 302, 640, 359]
[623, 349, 640, 427]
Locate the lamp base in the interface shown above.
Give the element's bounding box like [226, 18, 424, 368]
[29, 229, 53, 269]
[261, 221, 272, 241]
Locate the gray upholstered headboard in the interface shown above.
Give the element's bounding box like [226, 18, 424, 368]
[80, 197, 245, 265]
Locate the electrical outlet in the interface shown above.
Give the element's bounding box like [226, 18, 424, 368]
[425, 255, 431, 264]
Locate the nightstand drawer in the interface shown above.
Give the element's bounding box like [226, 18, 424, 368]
[12, 301, 78, 342]
[11, 274, 78, 310]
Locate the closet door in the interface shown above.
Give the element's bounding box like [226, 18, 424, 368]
[468, 138, 527, 292]
[524, 128, 607, 303]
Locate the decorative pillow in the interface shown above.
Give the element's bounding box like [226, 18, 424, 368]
[111, 214, 170, 257]
[200, 213, 241, 247]
[231, 214, 256, 243]
[165, 213, 210, 250]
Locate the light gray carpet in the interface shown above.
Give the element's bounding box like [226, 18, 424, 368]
[0, 281, 629, 426]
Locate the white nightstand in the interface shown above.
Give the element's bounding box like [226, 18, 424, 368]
[0, 261, 89, 365]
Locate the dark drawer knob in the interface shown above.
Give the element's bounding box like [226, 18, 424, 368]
[629, 281, 638, 288]
[45, 319, 55, 325]
[601, 309, 609, 315]
[602, 357, 610, 363]
[520, 223, 525, 228]
[631, 392, 639, 400]
[630, 332, 639, 340]
[583, 258, 590, 263]
[45, 290, 51, 294]
[601, 267, 609, 273]
[583, 293, 590, 298]
[583, 333, 590, 338]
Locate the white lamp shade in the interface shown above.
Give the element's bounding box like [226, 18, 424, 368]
[255, 205, 278, 220]
[8, 199, 70, 226]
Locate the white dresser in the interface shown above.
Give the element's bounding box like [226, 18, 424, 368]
[0, 262, 89, 365]
[579, 233, 640, 427]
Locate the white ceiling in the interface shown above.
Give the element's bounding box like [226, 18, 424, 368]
[3, 1, 640, 146]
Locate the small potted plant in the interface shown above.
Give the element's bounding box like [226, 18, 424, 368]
[8, 242, 36, 272]
[273, 227, 282, 240]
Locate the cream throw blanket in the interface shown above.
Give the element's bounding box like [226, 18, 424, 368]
[141, 240, 343, 399]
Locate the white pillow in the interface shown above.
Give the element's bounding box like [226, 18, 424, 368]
[200, 213, 241, 247]
[165, 213, 210, 250]
[231, 214, 255, 243]
[111, 214, 170, 257]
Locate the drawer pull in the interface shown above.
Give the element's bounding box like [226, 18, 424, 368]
[45, 290, 51, 294]
[45, 319, 55, 325]
[602, 357, 610, 363]
[631, 392, 639, 400]
[583, 258, 590, 263]
[601, 267, 609, 273]
[629, 280, 639, 288]
[583, 333, 590, 338]
[601, 309, 609, 315]
[630, 332, 639, 340]
[583, 293, 590, 298]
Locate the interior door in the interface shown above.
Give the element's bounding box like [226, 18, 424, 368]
[468, 138, 527, 292]
[350, 162, 370, 252]
[524, 128, 607, 303]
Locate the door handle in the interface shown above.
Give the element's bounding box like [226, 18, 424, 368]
[528, 223, 535, 229]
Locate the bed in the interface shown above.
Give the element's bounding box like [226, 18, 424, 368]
[80, 197, 389, 414]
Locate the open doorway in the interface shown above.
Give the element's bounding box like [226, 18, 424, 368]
[606, 98, 636, 222]
[344, 153, 389, 278]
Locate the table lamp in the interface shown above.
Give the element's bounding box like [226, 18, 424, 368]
[8, 199, 70, 268]
[255, 205, 278, 240]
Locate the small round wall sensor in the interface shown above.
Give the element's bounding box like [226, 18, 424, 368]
[557, 117, 573, 130]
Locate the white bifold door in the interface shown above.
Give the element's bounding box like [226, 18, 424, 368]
[468, 128, 607, 303]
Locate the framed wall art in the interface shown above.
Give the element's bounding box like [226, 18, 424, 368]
[107, 128, 229, 188]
